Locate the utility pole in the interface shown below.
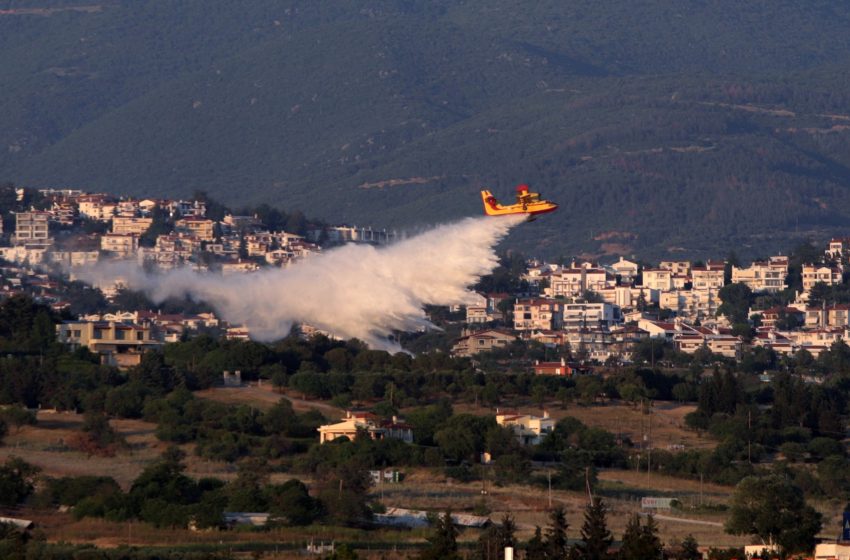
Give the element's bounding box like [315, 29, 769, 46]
[547, 469, 552, 509]
[747, 409, 752, 464]
[647, 402, 652, 476]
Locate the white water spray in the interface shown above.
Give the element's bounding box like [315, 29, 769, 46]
[78, 215, 524, 351]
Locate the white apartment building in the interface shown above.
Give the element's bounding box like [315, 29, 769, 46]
[691, 260, 726, 290]
[548, 262, 613, 297]
[610, 257, 639, 284]
[597, 285, 648, 308]
[802, 264, 842, 292]
[827, 238, 850, 260]
[659, 261, 691, 276]
[514, 299, 563, 331]
[642, 268, 673, 291]
[659, 289, 720, 320]
[112, 216, 153, 235]
[562, 302, 621, 329]
[78, 195, 117, 221]
[14, 211, 50, 244]
[732, 256, 788, 293]
[100, 233, 139, 258]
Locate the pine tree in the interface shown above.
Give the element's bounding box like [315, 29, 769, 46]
[642, 515, 662, 555]
[474, 514, 516, 560]
[419, 511, 460, 560]
[526, 526, 547, 560]
[575, 498, 612, 560]
[679, 534, 701, 560]
[496, 513, 516, 550]
[619, 514, 662, 560]
[545, 506, 570, 560]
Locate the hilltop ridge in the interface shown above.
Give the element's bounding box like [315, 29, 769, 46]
[3, 1, 850, 258]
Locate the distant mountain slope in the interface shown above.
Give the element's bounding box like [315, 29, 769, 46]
[3, 1, 850, 258]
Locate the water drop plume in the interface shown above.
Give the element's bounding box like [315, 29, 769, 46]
[78, 215, 525, 351]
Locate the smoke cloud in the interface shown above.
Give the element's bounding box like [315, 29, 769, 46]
[78, 215, 524, 351]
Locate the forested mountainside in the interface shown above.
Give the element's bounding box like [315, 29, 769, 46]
[3, 0, 850, 258]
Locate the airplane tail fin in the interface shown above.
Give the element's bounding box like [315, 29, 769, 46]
[481, 190, 501, 215]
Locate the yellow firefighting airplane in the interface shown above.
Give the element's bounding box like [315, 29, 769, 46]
[481, 184, 558, 220]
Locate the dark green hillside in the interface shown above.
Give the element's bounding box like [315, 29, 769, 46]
[3, 1, 850, 258]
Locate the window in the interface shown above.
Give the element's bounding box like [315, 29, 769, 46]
[136, 331, 145, 341]
[93, 329, 104, 340]
[114, 329, 125, 340]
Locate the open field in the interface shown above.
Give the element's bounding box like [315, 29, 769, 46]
[196, 384, 344, 419]
[1, 398, 836, 551]
[199, 385, 710, 456]
[19, 466, 749, 550]
[0, 410, 296, 486]
[379, 467, 748, 548]
[453, 399, 712, 451]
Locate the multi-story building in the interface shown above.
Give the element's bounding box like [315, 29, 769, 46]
[759, 306, 805, 329]
[451, 329, 517, 357]
[610, 257, 639, 284]
[77, 194, 117, 221]
[660, 288, 720, 321]
[673, 330, 743, 359]
[802, 264, 842, 292]
[168, 200, 207, 218]
[100, 233, 139, 258]
[691, 260, 726, 290]
[804, 304, 850, 329]
[318, 411, 413, 444]
[826, 238, 850, 260]
[514, 298, 563, 331]
[732, 256, 788, 293]
[596, 285, 646, 308]
[115, 199, 140, 218]
[642, 268, 673, 291]
[56, 320, 162, 368]
[112, 216, 153, 235]
[14, 211, 50, 245]
[562, 302, 621, 329]
[49, 201, 76, 225]
[659, 261, 691, 276]
[48, 251, 100, 268]
[496, 410, 555, 445]
[175, 217, 215, 241]
[548, 262, 613, 297]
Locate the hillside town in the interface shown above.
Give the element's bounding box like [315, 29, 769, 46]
[0, 187, 401, 366]
[5, 185, 850, 559]
[2, 187, 850, 378]
[454, 252, 850, 367]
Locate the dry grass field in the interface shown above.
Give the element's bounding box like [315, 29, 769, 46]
[452, 399, 712, 452]
[379, 467, 748, 548]
[0, 395, 803, 551]
[0, 410, 295, 486]
[196, 384, 344, 419]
